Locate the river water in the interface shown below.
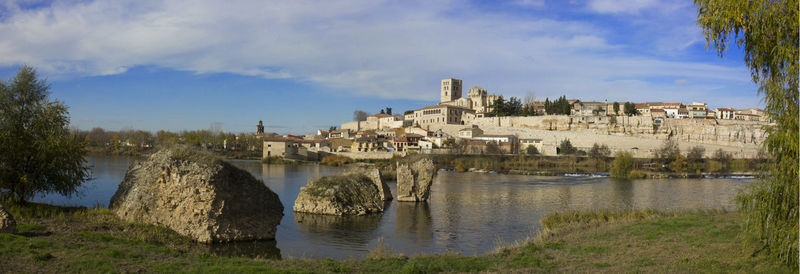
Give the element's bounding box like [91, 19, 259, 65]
[33, 155, 754, 260]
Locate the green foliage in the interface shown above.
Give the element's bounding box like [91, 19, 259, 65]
[403, 110, 414, 115]
[558, 139, 577, 155]
[525, 145, 539, 155]
[669, 154, 687, 174]
[0, 66, 91, 202]
[695, 0, 798, 267]
[487, 96, 523, 117]
[612, 102, 620, 115]
[544, 96, 572, 115]
[609, 151, 635, 179]
[588, 143, 610, 159]
[623, 102, 639, 116]
[687, 146, 706, 162]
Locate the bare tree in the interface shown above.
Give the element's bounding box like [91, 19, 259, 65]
[353, 110, 368, 121]
[523, 91, 536, 105]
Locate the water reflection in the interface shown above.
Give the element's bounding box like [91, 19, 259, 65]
[41, 156, 753, 260]
[206, 240, 281, 259]
[395, 202, 432, 240]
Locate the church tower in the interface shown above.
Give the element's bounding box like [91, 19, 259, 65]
[440, 78, 462, 103]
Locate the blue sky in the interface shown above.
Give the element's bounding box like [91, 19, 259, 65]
[0, 0, 759, 134]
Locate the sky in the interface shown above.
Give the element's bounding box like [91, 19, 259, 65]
[0, 0, 760, 134]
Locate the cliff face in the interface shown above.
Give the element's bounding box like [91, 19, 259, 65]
[396, 159, 436, 202]
[110, 147, 284, 243]
[468, 116, 768, 147]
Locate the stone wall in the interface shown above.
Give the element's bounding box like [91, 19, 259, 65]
[332, 151, 398, 160]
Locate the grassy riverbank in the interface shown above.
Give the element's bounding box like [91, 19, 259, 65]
[0, 202, 790, 273]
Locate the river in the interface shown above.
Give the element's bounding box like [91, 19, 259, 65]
[33, 155, 754, 260]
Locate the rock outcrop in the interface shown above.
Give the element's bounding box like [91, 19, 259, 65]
[293, 168, 388, 215]
[0, 204, 16, 234]
[344, 167, 392, 201]
[109, 147, 284, 243]
[396, 159, 437, 202]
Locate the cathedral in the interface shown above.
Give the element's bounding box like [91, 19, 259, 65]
[439, 78, 500, 117]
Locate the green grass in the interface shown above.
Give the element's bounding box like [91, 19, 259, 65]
[0, 202, 792, 273]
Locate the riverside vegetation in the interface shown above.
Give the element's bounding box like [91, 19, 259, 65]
[0, 202, 791, 273]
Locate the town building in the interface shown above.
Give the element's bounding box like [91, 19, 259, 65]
[408, 104, 476, 130]
[715, 108, 736, 120]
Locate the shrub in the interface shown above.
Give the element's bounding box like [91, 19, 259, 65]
[712, 149, 732, 162]
[558, 139, 577, 155]
[525, 145, 539, 155]
[669, 154, 687, 173]
[687, 146, 706, 162]
[321, 155, 353, 166]
[588, 143, 610, 159]
[610, 151, 635, 179]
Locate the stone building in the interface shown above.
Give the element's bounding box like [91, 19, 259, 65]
[440, 78, 462, 103]
[408, 104, 476, 130]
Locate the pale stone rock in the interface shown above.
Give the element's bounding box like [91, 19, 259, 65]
[293, 172, 386, 215]
[396, 158, 436, 202]
[344, 167, 392, 201]
[109, 147, 283, 243]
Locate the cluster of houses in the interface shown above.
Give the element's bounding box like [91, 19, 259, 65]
[261, 78, 770, 160]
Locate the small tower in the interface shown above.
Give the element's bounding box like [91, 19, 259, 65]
[257, 120, 265, 135]
[441, 78, 462, 103]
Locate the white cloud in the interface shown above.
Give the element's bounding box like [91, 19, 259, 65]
[587, 0, 658, 14]
[0, 0, 752, 104]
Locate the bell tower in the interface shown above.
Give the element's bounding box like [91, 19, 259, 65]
[440, 78, 462, 103]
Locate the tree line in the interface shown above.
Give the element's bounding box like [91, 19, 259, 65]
[75, 127, 265, 154]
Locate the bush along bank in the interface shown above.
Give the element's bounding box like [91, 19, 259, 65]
[415, 153, 765, 178]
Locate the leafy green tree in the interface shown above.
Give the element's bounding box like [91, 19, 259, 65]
[623, 102, 639, 116]
[613, 102, 620, 115]
[0, 66, 91, 203]
[610, 151, 635, 179]
[655, 139, 681, 163]
[695, 0, 798, 266]
[558, 139, 576, 155]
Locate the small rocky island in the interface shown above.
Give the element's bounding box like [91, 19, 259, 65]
[109, 146, 284, 243]
[293, 167, 391, 215]
[396, 158, 436, 202]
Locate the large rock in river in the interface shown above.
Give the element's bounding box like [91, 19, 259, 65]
[0, 204, 17, 234]
[396, 158, 436, 202]
[293, 168, 388, 215]
[109, 147, 283, 243]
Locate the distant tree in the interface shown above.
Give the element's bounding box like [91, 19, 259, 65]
[487, 96, 506, 117]
[589, 143, 611, 159]
[385, 107, 392, 115]
[669, 154, 688, 173]
[712, 148, 732, 162]
[485, 142, 502, 155]
[655, 139, 681, 163]
[328, 126, 337, 132]
[623, 102, 639, 116]
[353, 110, 368, 121]
[610, 151, 635, 179]
[0, 66, 91, 203]
[687, 146, 706, 162]
[506, 97, 523, 116]
[525, 145, 539, 155]
[558, 139, 577, 155]
[404, 110, 414, 115]
[613, 102, 620, 115]
[544, 95, 572, 115]
[379, 109, 385, 114]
